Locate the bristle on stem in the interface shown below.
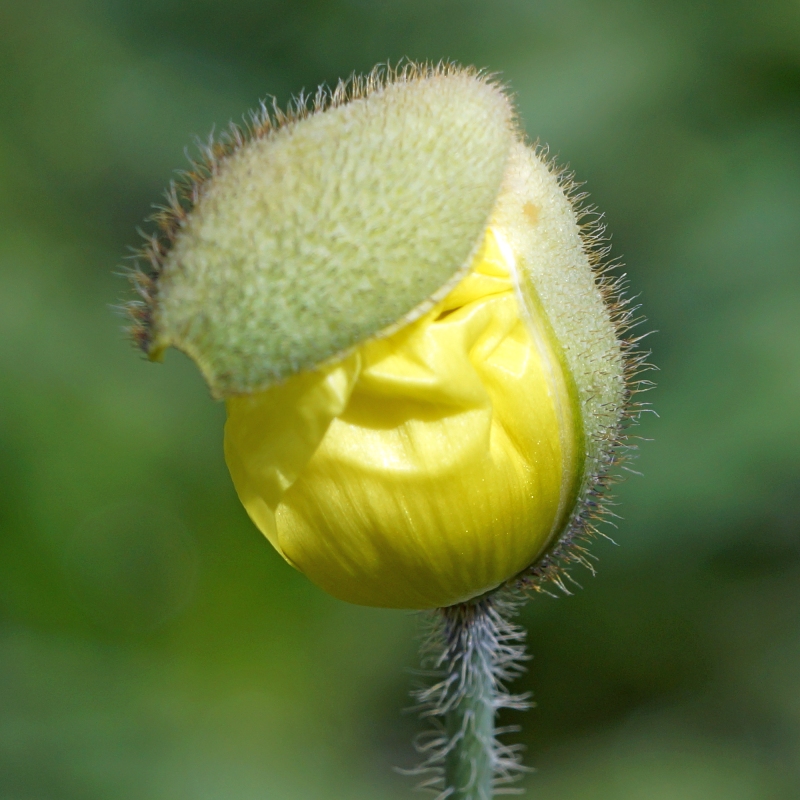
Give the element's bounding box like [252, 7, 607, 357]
[408, 593, 531, 799]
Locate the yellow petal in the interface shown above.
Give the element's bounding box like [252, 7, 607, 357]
[224, 228, 581, 608]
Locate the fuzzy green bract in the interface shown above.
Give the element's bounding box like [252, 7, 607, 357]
[147, 71, 513, 397]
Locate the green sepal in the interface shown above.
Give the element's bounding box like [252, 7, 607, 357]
[148, 70, 514, 397]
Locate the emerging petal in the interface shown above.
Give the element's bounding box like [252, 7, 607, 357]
[225, 228, 582, 608]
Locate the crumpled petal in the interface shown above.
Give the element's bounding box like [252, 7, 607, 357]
[225, 229, 579, 608]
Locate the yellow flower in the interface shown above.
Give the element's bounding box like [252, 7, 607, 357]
[127, 63, 632, 610]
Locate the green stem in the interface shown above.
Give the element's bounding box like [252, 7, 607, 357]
[442, 601, 497, 799]
[410, 593, 530, 800]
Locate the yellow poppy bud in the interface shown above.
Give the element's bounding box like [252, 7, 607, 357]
[127, 63, 635, 611]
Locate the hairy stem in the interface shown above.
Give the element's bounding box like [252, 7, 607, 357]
[442, 602, 499, 799]
[410, 593, 530, 799]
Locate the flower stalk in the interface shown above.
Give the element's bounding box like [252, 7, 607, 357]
[412, 593, 531, 799]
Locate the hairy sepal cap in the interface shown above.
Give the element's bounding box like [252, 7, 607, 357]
[147, 72, 514, 397]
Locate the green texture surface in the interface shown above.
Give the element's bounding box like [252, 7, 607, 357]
[152, 71, 512, 396]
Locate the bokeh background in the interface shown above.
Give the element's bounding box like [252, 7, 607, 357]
[1, 1, 799, 797]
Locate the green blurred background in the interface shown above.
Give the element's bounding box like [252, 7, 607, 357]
[1, 0, 799, 797]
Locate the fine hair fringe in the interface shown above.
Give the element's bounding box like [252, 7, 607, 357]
[120, 59, 509, 355]
[515, 145, 656, 598]
[404, 591, 532, 798]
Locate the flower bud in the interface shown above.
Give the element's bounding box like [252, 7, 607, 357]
[127, 64, 638, 610]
